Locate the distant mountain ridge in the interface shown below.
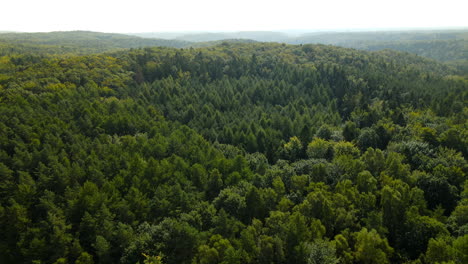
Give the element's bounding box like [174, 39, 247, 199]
[1, 29, 467, 66]
[132, 29, 468, 64]
[131, 31, 289, 42]
[131, 29, 468, 43]
[0, 31, 260, 55]
[0, 31, 191, 54]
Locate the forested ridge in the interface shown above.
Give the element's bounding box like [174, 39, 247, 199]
[0, 38, 467, 264]
[0, 31, 191, 55]
[134, 29, 468, 65]
[287, 30, 468, 63]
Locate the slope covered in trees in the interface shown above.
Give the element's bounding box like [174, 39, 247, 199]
[0, 31, 191, 55]
[0, 39, 467, 264]
[3, 30, 466, 67]
[288, 31, 468, 72]
[0, 31, 256, 57]
[117, 43, 464, 160]
[134, 29, 468, 66]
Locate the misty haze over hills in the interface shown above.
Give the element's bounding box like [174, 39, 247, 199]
[1, 28, 467, 67]
[131, 31, 290, 42]
[130, 29, 468, 63]
[130, 28, 468, 42]
[129, 29, 468, 58]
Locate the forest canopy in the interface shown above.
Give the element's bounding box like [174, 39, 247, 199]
[0, 32, 467, 264]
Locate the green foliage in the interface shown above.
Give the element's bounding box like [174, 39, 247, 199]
[343, 121, 359, 142]
[282, 136, 304, 161]
[142, 253, 164, 264]
[302, 239, 339, 264]
[0, 36, 466, 264]
[0, 31, 191, 56]
[424, 237, 455, 264]
[288, 30, 468, 63]
[75, 252, 94, 264]
[353, 228, 393, 264]
[357, 128, 380, 151]
[307, 138, 333, 159]
[333, 141, 360, 158]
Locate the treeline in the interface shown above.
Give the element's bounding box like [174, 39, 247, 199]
[288, 30, 468, 63]
[351, 39, 467, 62]
[135, 29, 468, 64]
[0, 41, 466, 264]
[0, 31, 191, 56]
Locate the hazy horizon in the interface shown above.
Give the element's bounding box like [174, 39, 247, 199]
[1, 26, 467, 36]
[1, 0, 467, 33]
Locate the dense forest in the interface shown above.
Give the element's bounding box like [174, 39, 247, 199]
[0, 32, 467, 264]
[134, 29, 468, 64]
[4, 30, 467, 64]
[0, 31, 191, 55]
[287, 30, 468, 60]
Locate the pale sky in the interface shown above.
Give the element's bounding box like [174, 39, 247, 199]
[2, 0, 467, 33]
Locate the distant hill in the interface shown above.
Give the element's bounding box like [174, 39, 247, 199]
[2, 30, 466, 69]
[286, 30, 468, 61]
[186, 38, 257, 48]
[289, 30, 468, 43]
[0, 31, 262, 56]
[131, 29, 468, 63]
[0, 31, 192, 55]
[132, 31, 289, 42]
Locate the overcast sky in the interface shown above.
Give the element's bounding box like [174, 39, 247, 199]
[2, 0, 467, 33]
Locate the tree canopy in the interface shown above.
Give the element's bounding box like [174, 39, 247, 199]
[0, 34, 466, 264]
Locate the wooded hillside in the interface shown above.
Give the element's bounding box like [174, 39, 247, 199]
[0, 36, 466, 264]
